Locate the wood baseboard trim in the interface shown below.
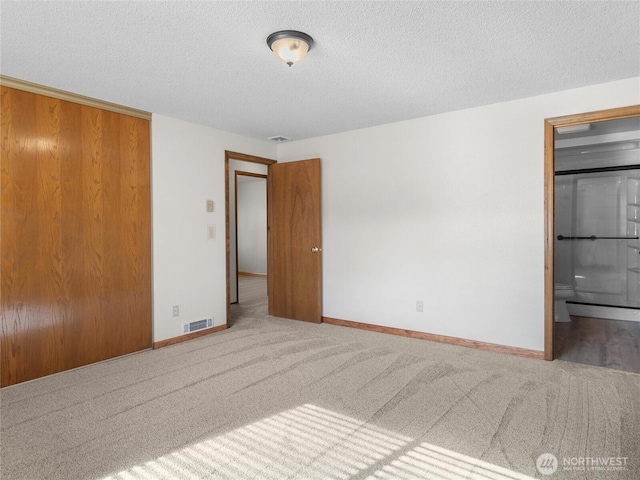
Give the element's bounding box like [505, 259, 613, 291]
[322, 317, 544, 360]
[153, 324, 227, 349]
[238, 271, 267, 278]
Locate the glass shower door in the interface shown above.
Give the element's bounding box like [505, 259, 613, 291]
[568, 170, 640, 309]
[627, 175, 640, 303]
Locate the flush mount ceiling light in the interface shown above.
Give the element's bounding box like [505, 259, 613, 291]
[266, 30, 314, 67]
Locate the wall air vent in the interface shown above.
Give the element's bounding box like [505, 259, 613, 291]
[267, 135, 291, 142]
[183, 318, 213, 334]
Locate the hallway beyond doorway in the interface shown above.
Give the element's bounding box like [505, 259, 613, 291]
[238, 275, 267, 303]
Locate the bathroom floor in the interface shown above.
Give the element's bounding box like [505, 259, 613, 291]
[555, 316, 640, 373]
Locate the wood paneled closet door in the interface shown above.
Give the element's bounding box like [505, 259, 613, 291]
[1, 86, 152, 387]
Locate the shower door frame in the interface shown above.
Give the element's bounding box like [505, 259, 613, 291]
[544, 104, 640, 361]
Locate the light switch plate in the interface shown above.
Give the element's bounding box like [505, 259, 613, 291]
[206, 200, 214, 212]
[207, 225, 216, 240]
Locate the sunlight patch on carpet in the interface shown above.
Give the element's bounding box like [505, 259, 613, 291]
[99, 404, 535, 480]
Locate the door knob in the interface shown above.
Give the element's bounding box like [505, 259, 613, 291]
[311, 247, 322, 253]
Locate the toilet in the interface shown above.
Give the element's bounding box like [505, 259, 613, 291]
[554, 283, 575, 323]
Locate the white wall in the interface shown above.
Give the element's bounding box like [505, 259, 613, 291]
[277, 77, 640, 352]
[152, 114, 276, 342]
[237, 179, 268, 274]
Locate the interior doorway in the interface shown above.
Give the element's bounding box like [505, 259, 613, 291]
[225, 151, 276, 318]
[544, 105, 640, 370]
[235, 171, 268, 303]
[225, 151, 323, 325]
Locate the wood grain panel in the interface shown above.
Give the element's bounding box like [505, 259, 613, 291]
[1, 75, 151, 120]
[323, 317, 544, 360]
[545, 105, 640, 127]
[543, 119, 555, 361]
[268, 159, 322, 323]
[1, 86, 151, 386]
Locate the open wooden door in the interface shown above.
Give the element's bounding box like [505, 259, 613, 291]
[268, 158, 322, 323]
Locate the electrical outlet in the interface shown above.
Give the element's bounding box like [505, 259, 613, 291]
[172, 305, 179, 317]
[207, 225, 216, 240]
[206, 199, 214, 212]
[416, 301, 424, 313]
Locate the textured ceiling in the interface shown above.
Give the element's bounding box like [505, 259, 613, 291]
[1, 1, 639, 141]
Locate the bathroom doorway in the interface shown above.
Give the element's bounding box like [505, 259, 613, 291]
[544, 106, 640, 372]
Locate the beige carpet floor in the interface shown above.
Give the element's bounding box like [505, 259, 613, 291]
[2, 279, 639, 479]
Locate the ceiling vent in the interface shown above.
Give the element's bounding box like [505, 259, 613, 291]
[268, 135, 291, 142]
